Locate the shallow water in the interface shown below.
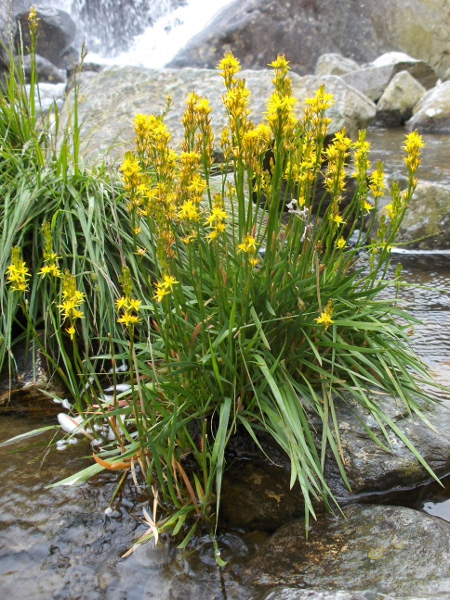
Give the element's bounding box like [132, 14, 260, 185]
[368, 127, 450, 186]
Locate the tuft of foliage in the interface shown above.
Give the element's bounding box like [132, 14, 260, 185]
[0, 18, 443, 561]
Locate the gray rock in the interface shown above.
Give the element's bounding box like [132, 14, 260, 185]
[321, 391, 450, 497]
[342, 65, 395, 102]
[342, 53, 436, 103]
[407, 81, 450, 133]
[369, 51, 438, 90]
[0, 340, 66, 415]
[380, 181, 450, 250]
[14, 6, 76, 68]
[167, 0, 450, 79]
[315, 54, 360, 77]
[375, 71, 427, 127]
[19, 53, 67, 84]
[241, 505, 450, 598]
[61, 66, 375, 165]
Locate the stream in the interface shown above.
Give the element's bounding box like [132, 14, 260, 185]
[1, 129, 450, 598]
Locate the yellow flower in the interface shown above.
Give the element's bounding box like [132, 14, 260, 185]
[402, 130, 425, 174]
[316, 312, 334, 329]
[370, 163, 386, 198]
[336, 237, 346, 249]
[316, 299, 335, 330]
[117, 314, 141, 327]
[7, 247, 31, 293]
[330, 213, 346, 225]
[178, 200, 200, 222]
[153, 274, 179, 302]
[205, 206, 228, 227]
[363, 201, 374, 213]
[384, 203, 396, 220]
[217, 51, 242, 87]
[66, 325, 76, 340]
[237, 235, 258, 255]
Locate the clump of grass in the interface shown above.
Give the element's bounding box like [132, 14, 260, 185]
[0, 17, 443, 563]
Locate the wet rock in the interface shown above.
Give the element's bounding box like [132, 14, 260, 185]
[315, 54, 359, 77]
[320, 392, 450, 497]
[240, 505, 450, 598]
[61, 66, 375, 164]
[221, 458, 305, 530]
[378, 181, 450, 250]
[407, 81, 450, 133]
[374, 71, 426, 127]
[18, 54, 67, 84]
[263, 590, 443, 600]
[0, 341, 66, 415]
[342, 53, 436, 103]
[167, 0, 450, 79]
[14, 6, 76, 69]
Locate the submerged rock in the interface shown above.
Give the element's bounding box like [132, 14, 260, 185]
[239, 505, 450, 598]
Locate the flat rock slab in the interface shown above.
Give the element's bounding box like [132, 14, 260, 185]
[239, 505, 450, 598]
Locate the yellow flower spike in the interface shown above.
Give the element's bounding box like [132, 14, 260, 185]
[403, 130, 425, 175]
[217, 51, 242, 88]
[178, 200, 200, 222]
[316, 299, 335, 331]
[330, 213, 346, 226]
[363, 200, 375, 213]
[370, 162, 386, 198]
[7, 247, 31, 293]
[384, 203, 396, 220]
[237, 235, 258, 255]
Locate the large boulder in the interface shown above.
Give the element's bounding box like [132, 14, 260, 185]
[342, 52, 437, 102]
[240, 505, 450, 598]
[407, 81, 450, 134]
[14, 6, 76, 69]
[374, 70, 427, 127]
[61, 66, 375, 164]
[167, 0, 450, 79]
[315, 53, 359, 77]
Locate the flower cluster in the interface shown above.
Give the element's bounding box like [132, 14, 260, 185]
[403, 130, 425, 176]
[58, 271, 85, 339]
[7, 246, 31, 293]
[205, 195, 228, 242]
[116, 266, 141, 328]
[154, 274, 178, 303]
[316, 299, 334, 330]
[39, 222, 61, 278]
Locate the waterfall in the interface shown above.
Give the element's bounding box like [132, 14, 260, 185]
[12, 0, 233, 67]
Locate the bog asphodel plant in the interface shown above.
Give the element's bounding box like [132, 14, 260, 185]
[42, 52, 439, 560]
